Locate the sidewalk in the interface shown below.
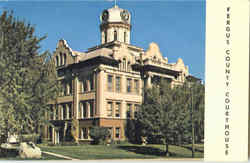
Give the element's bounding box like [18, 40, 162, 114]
[42, 151, 80, 160]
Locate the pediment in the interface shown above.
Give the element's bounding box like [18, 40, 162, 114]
[113, 43, 135, 63]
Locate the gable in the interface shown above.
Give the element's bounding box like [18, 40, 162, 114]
[53, 39, 76, 68]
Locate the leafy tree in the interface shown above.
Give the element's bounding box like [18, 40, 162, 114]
[0, 11, 59, 142]
[89, 126, 110, 145]
[125, 119, 143, 144]
[137, 80, 204, 156]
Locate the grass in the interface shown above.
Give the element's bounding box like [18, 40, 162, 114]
[0, 152, 66, 160]
[39, 143, 204, 160]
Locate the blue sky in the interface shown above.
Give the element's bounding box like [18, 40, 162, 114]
[0, 0, 205, 80]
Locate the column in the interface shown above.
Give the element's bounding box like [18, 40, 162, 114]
[113, 75, 116, 92]
[121, 75, 126, 93]
[121, 126, 125, 139]
[121, 101, 126, 119]
[92, 73, 96, 91]
[66, 104, 69, 119]
[93, 100, 96, 117]
[52, 128, 55, 144]
[86, 101, 90, 118]
[58, 105, 61, 120]
[73, 75, 79, 119]
[96, 67, 105, 117]
[146, 72, 152, 88]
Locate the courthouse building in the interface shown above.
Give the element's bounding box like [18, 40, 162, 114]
[44, 5, 192, 144]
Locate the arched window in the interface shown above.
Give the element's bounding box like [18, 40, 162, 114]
[114, 30, 117, 41]
[60, 53, 63, 66]
[124, 31, 127, 43]
[127, 61, 131, 72]
[64, 53, 66, 65]
[56, 56, 59, 67]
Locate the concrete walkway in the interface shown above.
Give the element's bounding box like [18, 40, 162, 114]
[42, 151, 80, 160]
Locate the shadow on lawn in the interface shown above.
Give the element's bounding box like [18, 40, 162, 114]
[117, 145, 166, 157]
[181, 145, 204, 153]
[117, 145, 202, 158]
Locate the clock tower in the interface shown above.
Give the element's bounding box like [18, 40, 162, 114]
[100, 5, 131, 44]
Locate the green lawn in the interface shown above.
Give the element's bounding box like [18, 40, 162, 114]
[39, 143, 204, 160]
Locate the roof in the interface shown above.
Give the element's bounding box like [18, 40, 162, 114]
[79, 48, 113, 62]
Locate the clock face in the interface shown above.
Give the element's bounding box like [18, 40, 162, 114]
[120, 10, 129, 21]
[102, 10, 109, 21]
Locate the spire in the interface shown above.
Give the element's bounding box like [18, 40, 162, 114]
[114, 0, 118, 8]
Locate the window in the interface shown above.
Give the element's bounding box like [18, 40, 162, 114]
[107, 75, 113, 91]
[90, 101, 94, 117]
[104, 30, 107, 43]
[84, 80, 88, 92]
[60, 53, 63, 66]
[89, 75, 94, 90]
[127, 104, 132, 118]
[80, 80, 84, 93]
[122, 58, 126, 70]
[64, 53, 66, 65]
[68, 104, 72, 118]
[127, 61, 131, 72]
[79, 102, 85, 119]
[49, 105, 53, 120]
[118, 60, 122, 70]
[107, 102, 113, 117]
[134, 80, 139, 94]
[63, 104, 67, 120]
[115, 128, 120, 138]
[116, 76, 121, 92]
[114, 30, 117, 41]
[63, 83, 67, 96]
[56, 56, 59, 67]
[115, 102, 120, 117]
[124, 32, 126, 42]
[68, 82, 72, 95]
[55, 107, 59, 120]
[127, 78, 132, 93]
[83, 102, 87, 118]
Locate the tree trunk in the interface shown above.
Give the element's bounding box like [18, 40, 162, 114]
[192, 125, 195, 158]
[165, 138, 170, 157]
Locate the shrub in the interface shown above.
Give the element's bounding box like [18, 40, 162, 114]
[89, 127, 110, 145]
[20, 134, 40, 143]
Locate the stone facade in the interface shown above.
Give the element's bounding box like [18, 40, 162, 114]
[43, 5, 193, 144]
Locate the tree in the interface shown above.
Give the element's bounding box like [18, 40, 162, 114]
[89, 126, 110, 145]
[137, 80, 204, 156]
[0, 11, 59, 142]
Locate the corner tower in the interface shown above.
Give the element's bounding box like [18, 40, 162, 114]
[100, 5, 131, 44]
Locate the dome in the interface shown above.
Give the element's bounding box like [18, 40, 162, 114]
[100, 5, 131, 24]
